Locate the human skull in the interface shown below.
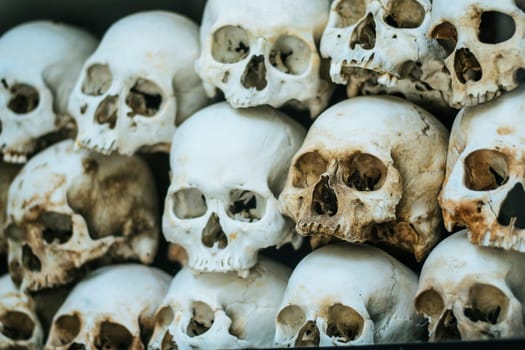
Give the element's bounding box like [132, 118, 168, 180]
[429, 0, 525, 107]
[274, 243, 425, 347]
[440, 87, 525, 251]
[415, 229, 525, 340]
[1, 161, 20, 255]
[0, 21, 97, 163]
[148, 256, 290, 350]
[195, 0, 334, 117]
[5, 140, 159, 292]
[163, 102, 306, 275]
[279, 96, 449, 260]
[69, 11, 208, 155]
[46, 264, 170, 349]
[0, 274, 43, 349]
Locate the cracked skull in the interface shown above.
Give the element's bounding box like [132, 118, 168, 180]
[195, 0, 334, 117]
[415, 230, 525, 341]
[6, 140, 159, 292]
[69, 11, 208, 155]
[1, 161, 20, 255]
[163, 102, 306, 275]
[279, 96, 449, 260]
[0, 21, 97, 163]
[274, 243, 425, 347]
[45, 264, 170, 350]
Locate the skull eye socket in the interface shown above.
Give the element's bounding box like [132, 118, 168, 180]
[517, 0, 525, 12]
[479, 12, 516, 44]
[292, 151, 328, 188]
[81, 64, 112, 96]
[227, 189, 265, 222]
[384, 0, 425, 29]
[7, 83, 39, 114]
[48, 314, 81, 347]
[277, 304, 306, 331]
[464, 283, 509, 324]
[0, 311, 35, 341]
[126, 78, 163, 117]
[95, 321, 133, 350]
[464, 149, 509, 191]
[342, 153, 387, 191]
[270, 35, 311, 75]
[39, 211, 73, 244]
[172, 188, 207, 219]
[153, 306, 177, 350]
[187, 301, 214, 337]
[415, 288, 445, 317]
[5, 223, 25, 242]
[430, 21, 458, 57]
[212, 25, 250, 64]
[326, 304, 364, 343]
[334, 0, 366, 28]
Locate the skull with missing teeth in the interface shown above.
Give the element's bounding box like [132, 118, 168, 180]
[163, 102, 305, 275]
[195, 0, 333, 117]
[69, 11, 208, 155]
[0, 21, 97, 163]
[279, 96, 449, 260]
[5, 140, 159, 292]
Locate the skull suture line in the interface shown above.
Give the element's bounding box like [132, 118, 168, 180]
[1, 162, 20, 255]
[163, 102, 306, 275]
[279, 96, 449, 260]
[69, 11, 208, 155]
[0, 21, 97, 163]
[6, 140, 159, 292]
[195, 0, 334, 118]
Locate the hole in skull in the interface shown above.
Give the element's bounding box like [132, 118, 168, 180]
[81, 64, 112, 96]
[292, 151, 328, 188]
[464, 284, 509, 324]
[454, 48, 482, 84]
[5, 223, 25, 242]
[22, 245, 41, 272]
[497, 183, 525, 229]
[398, 60, 423, 80]
[295, 320, 320, 347]
[415, 289, 445, 318]
[312, 175, 338, 216]
[9, 260, 23, 287]
[187, 301, 214, 337]
[326, 304, 364, 343]
[39, 211, 73, 244]
[68, 343, 87, 350]
[94, 95, 118, 129]
[48, 314, 81, 347]
[212, 25, 250, 64]
[517, 0, 525, 12]
[172, 188, 207, 219]
[125, 78, 162, 117]
[342, 153, 386, 191]
[464, 149, 509, 191]
[0, 311, 35, 340]
[201, 213, 228, 249]
[227, 189, 265, 222]
[270, 35, 311, 75]
[95, 321, 133, 350]
[7, 84, 39, 114]
[161, 331, 177, 350]
[435, 309, 461, 341]
[241, 55, 267, 91]
[384, 0, 425, 28]
[1, 78, 8, 89]
[277, 305, 306, 330]
[431, 22, 458, 57]
[335, 0, 366, 28]
[350, 13, 376, 50]
[479, 12, 516, 44]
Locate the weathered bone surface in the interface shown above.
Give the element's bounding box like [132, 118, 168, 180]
[149, 256, 290, 350]
[195, 0, 334, 117]
[0, 162, 20, 255]
[440, 87, 525, 251]
[163, 102, 306, 275]
[45, 264, 170, 349]
[0, 274, 43, 350]
[274, 243, 425, 346]
[279, 95, 449, 260]
[69, 11, 208, 155]
[0, 21, 97, 163]
[430, 0, 525, 107]
[415, 230, 525, 341]
[6, 140, 159, 292]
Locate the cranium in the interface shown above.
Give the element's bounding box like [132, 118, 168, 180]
[1, 161, 20, 256]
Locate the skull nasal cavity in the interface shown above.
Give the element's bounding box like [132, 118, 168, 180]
[350, 14, 376, 50]
[241, 55, 267, 91]
[22, 245, 41, 272]
[497, 183, 525, 229]
[434, 309, 461, 341]
[201, 213, 228, 249]
[187, 301, 214, 337]
[295, 320, 320, 347]
[312, 175, 338, 216]
[454, 48, 482, 84]
[94, 95, 118, 129]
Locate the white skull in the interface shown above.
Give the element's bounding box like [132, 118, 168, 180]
[6, 140, 159, 292]
[69, 11, 208, 155]
[430, 0, 525, 107]
[274, 243, 425, 347]
[148, 256, 291, 350]
[279, 96, 449, 260]
[163, 102, 306, 275]
[1, 161, 20, 255]
[415, 229, 525, 340]
[0, 21, 97, 163]
[195, 0, 334, 117]
[440, 87, 525, 251]
[46, 264, 170, 349]
[0, 274, 43, 349]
